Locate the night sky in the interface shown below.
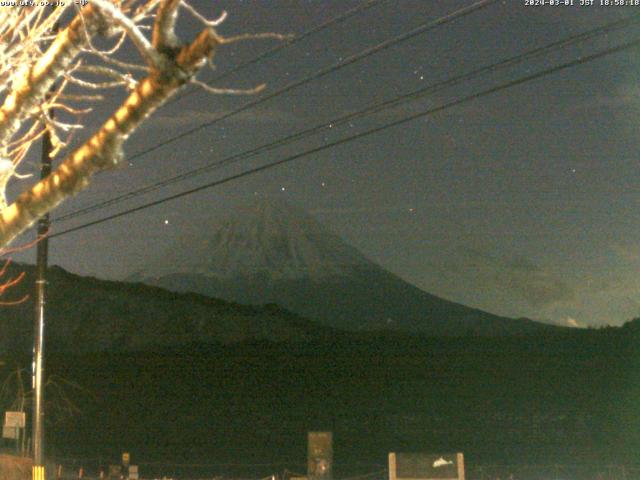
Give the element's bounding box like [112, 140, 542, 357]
[9, 0, 640, 328]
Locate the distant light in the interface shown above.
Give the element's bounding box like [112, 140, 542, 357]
[164, 219, 169, 225]
[281, 187, 286, 191]
[321, 182, 326, 187]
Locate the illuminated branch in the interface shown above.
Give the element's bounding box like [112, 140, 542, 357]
[0, 5, 104, 148]
[0, 2, 282, 249]
[91, 0, 162, 67]
[0, 254, 31, 306]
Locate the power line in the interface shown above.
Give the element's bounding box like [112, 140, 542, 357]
[166, 0, 389, 107]
[56, 0, 499, 220]
[49, 36, 640, 240]
[54, 13, 640, 223]
[122, 0, 499, 165]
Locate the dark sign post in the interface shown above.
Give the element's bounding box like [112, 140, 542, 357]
[308, 432, 333, 480]
[3, 411, 25, 453]
[108, 465, 122, 480]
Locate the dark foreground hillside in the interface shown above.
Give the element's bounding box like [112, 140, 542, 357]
[11, 324, 636, 475]
[0, 264, 334, 355]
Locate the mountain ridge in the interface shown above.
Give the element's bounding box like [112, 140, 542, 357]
[132, 198, 562, 336]
[130, 198, 376, 281]
[0, 262, 336, 356]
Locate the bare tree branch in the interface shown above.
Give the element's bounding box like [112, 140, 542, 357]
[0, 1, 282, 250]
[0, 5, 105, 148]
[91, 0, 162, 67]
[190, 78, 266, 95]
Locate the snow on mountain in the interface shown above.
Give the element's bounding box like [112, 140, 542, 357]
[134, 197, 376, 281]
[132, 198, 558, 335]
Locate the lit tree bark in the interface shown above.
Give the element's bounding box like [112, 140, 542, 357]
[0, 5, 104, 149]
[0, 1, 276, 249]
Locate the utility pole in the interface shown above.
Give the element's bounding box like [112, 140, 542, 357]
[32, 98, 53, 480]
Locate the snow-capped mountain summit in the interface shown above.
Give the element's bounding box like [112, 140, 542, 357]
[132, 198, 556, 335]
[137, 198, 374, 281]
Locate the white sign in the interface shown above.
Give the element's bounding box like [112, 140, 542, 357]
[2, 425, 17, 439]
[128, 465, 138, 480]
[4, 411, 25, 428]
[433, 458, 454, 468]
[389, 453, 465, 480]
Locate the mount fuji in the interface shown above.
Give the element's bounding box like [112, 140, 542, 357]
[131, 199, 556, 336]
